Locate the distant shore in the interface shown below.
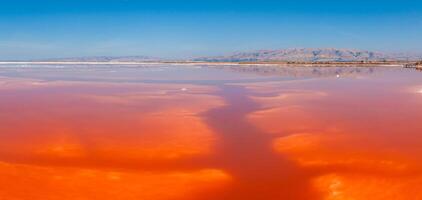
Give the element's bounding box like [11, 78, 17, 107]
[0, 61, 418, 68]
[404, 62, 422, 70]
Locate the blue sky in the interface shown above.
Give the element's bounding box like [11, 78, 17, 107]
[1, 0, 422, 60]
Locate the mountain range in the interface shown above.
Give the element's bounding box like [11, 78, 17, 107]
[193, 48, 421, 62]
[21, 48, 422, 63]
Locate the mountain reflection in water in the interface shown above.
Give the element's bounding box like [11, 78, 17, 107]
[0, 65, 421, 200]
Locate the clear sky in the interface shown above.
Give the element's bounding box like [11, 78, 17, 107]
[1, 0, 422, 60]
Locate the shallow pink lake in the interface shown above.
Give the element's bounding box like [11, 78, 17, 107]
[0, 65, 421, 200]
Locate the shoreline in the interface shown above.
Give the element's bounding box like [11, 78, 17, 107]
[0, 61, 410, 67]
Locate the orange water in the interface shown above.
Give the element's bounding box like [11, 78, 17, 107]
[0, 66, 421, 200]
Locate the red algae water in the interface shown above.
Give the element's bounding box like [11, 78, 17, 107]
[0, 65, 421, 200]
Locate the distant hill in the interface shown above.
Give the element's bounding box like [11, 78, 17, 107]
[193, 48, 421, 62]
[39, 56, 160, 62]
[18, 49, 421, 63]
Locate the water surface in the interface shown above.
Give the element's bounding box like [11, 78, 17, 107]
[0, 65, 421, 200]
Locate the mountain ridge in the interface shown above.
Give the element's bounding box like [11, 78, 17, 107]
[7, 48, 422, 63]
[193, 48, 422, 62]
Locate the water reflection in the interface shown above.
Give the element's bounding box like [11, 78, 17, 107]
[0, 65, 421, 199]
[243, 69, 422, 199]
